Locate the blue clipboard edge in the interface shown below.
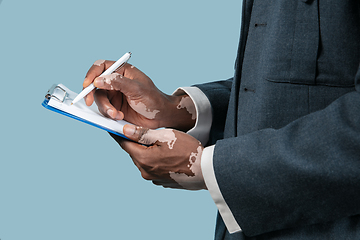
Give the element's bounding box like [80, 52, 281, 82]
[42, 98, 129, 140]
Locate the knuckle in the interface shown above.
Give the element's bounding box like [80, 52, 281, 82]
[132, 83, 142, 94]
[93, 59, 106, 66]
[134, 155, 150, 169]
[112, 73, 124, 90]
[141, 172, 153, 181]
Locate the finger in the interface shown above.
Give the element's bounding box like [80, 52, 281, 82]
[116, 63, 142, 79]
[118, 137, 160, 179]
[94, 89, 124, 120]
[123, 126, 178, 150]
[121, 127, 150, 148]
[109, 91, 124, 111]
[93, 73, 141, 97]
[110, 133, 160, 181]
[122, 124, 152, 144]
[131, 156, 160, 181]
[83, 60, 115, 88]
[152, 179, 175, 184]
[83, 60, 116, 106]
[152, 180, 184, 189]
[129, 155, 156, 180]
[139, 168, 160, 181]
[84, 88, 95, 106]
[114, 62, 130, 75]
[118, 136, 159, 168]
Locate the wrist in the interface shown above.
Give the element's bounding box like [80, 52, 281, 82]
[160, 94, 196, 132]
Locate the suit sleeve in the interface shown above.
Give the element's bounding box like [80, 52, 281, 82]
[211, 64, 360, 237]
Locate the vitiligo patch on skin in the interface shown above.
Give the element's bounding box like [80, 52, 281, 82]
[93, 59, 105, 66]
[102, 73, 119, 84]
[130, 100, 160, 119]
[169, 145, 204, 190]
[99, 73, 122, 90]
[177, 96, 196, 120]
[139, 129, 177, 149]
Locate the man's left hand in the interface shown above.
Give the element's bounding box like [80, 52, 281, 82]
[111, 125, 207, 190]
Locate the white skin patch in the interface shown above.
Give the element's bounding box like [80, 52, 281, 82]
[100, 73, 120, 90]
[177, 96, 196, 120]
[139, 129, 177, 149]
[93, 59, 105, 66]
[169, 145, 203, 190]
[130, 100, 160, 119]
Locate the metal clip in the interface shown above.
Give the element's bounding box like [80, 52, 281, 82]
[45, 84, 68, 103]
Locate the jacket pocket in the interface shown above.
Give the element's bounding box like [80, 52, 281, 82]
[262, 0, 319, 85]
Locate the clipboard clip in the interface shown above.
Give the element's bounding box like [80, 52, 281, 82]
[45, 84, 68, 103]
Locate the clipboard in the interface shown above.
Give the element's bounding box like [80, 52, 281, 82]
[42, 84, 130, 138]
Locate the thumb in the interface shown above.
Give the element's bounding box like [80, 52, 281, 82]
[123, 125, 178, 148]
[123, 124, 154, 145]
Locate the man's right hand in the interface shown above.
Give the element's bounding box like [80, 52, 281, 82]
[82, 60, 196, 131]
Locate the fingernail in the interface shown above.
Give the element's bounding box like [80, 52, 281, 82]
[107, 109, 114, 118]
[123, 124, 136, 136]
[115, 111, 123, 120]
[94, 78, 104, 87]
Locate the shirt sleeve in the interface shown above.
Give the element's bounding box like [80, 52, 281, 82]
[173, 86, 242, 234]
[202, 145, 242, 233]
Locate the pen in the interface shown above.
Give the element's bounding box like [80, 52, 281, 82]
[71, 52, 132, 105]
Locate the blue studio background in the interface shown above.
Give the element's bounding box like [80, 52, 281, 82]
[0, 1, 242, 239]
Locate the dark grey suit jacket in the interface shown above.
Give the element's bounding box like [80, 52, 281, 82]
[195, 0, 360, 239]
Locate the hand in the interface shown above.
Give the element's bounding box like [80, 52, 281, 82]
[82, 60, 196, 131]
[111, 124, 207, 190]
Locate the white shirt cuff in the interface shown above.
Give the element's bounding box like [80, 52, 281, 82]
[201, 145, 242, 234]
[174, 86, 241, 233]
[173, 87, 212, 145]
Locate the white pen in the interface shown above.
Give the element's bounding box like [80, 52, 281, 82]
[71, 52, 132, 105]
